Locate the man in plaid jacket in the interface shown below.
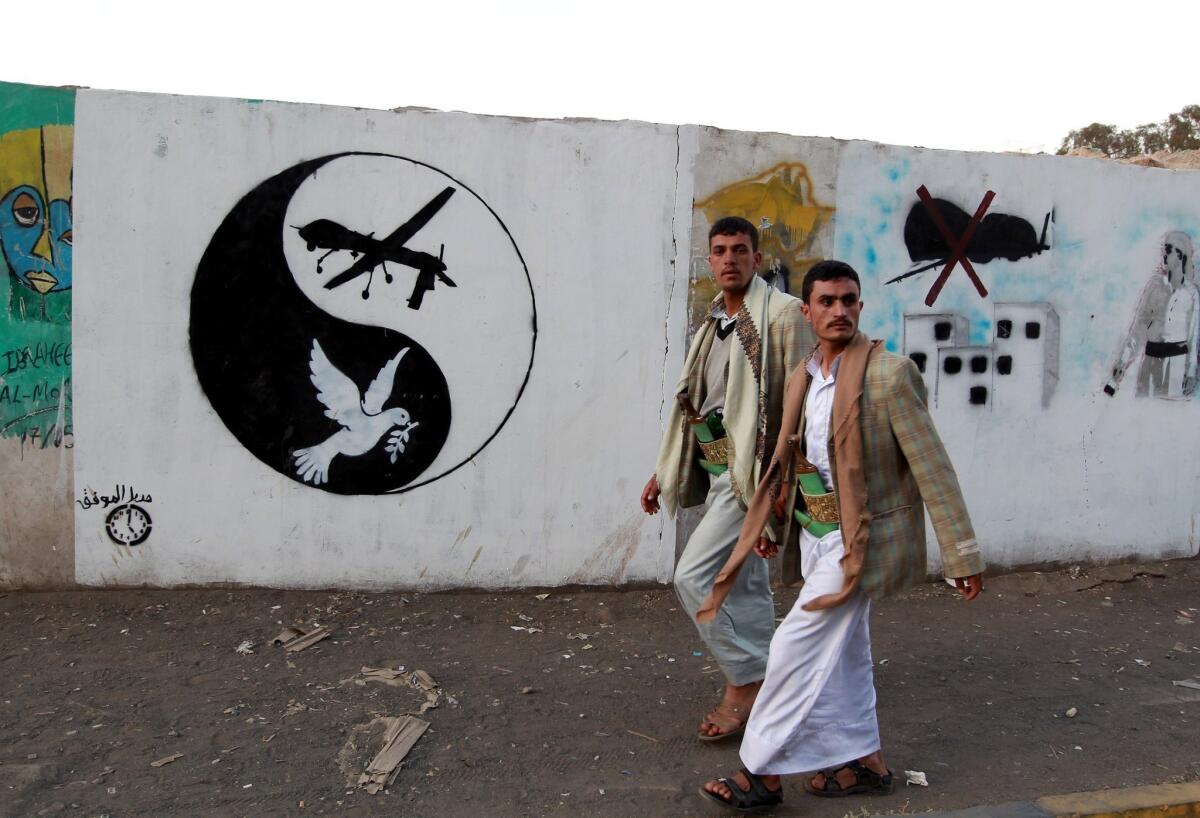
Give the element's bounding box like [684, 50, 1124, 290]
[701, 260, 985, 812]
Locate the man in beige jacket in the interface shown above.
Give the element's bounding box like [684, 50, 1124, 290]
[701, 260, 984, 812]
[641, 216, 812, 741]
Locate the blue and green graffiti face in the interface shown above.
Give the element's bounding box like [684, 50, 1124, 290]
[0, 183, 72, 294]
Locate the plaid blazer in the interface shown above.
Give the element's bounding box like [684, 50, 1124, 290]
[782, 349, 984, 598]
[671, 292, 815, 511]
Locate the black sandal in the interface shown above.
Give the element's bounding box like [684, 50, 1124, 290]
[803, 760, 894, 797]
[699, 767, 783, 812]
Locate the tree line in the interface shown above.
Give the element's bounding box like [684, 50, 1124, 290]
[1058, 105, 1200, 157]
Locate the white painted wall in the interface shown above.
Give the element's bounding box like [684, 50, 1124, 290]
[1, 82, 1192, 590]
[72, 90, 685, 589]
[834, 141, 1200, 569]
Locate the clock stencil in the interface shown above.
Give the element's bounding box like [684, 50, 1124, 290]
[105, 504, 152, 546]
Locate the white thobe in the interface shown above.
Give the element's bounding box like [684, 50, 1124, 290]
[739, 351, 882, 775]
[1161, 282, 1199, 398]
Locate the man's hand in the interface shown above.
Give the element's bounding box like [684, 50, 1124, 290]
[640, 474, 661, 515]
[754, 537, 778, 559]
[772, 488, 788, 520]
[954, 573, 984, 601]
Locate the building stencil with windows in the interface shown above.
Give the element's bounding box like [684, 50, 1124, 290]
[903, 303, 1060, 410]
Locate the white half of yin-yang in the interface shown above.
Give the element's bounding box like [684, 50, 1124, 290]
[282, 154, 535, 486]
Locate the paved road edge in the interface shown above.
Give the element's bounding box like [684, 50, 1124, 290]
[926, 781, 1200, 818]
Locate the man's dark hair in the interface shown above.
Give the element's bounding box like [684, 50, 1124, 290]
[801, 260, 861, 302]
[708, 216, 758, 252]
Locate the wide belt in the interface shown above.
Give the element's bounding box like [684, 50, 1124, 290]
[1146, 340, 1188, 358]
[787, 434, 840, 537]
[687, 407, 729, 477]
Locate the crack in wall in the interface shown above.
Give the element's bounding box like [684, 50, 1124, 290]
[653, 125, 685, 550]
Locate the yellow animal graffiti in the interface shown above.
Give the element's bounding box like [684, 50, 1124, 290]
[693, 162, 835, 325]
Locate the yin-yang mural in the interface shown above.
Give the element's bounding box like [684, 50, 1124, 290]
[190, 153, 536, 494]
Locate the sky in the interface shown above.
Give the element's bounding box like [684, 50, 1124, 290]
[8, 0, 1198, 155]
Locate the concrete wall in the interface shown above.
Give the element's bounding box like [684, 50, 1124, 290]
[691, 131, 1200, 572]
[0, 81, 1197, 589]
[0, 83, 75, 588]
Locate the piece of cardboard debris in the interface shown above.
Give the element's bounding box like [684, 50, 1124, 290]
[150, 752, 183, 768]
[904, 770, 929, 787]
[1172, 679, 1200, 691]
[346, 667, 443, 714]
[352, 665, 408, 688]
[234, 640, 255, 655]
[273, 625, 333, 652]
[358, 715, 429, 794]
[535, 593, 550, 600]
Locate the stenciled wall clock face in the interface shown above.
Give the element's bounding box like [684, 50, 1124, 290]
[191, 153, 536, 495]
[105, 504, 152, 546]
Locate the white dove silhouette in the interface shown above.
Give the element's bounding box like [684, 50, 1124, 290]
[292, 339, 419, 486]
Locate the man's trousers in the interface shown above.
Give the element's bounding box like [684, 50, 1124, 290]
[673, 471, 774, 686]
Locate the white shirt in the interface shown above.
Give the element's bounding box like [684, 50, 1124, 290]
[804, 350, 842, 492]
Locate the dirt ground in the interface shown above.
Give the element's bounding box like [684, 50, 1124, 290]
[2, 558, 1199, 817]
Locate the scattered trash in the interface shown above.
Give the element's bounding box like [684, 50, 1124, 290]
[692, 651, 702, 657]
[352, 666, 408, 688]
[345, 667, 443, 714]
[878, 659, 890, 666]
[510, 626, 543, 634]
[272, 625, 333, 653]
[1172, 643, 1193, 654]
[150, 752, 183, 768]
[358, 716, 429, 794]
[517, 614, 533, 622]
[234, 640, 255, 655]
[904, 770, 928, 787]
[1065, 707, 1078, 718]
[521, 686, 536, 695]
[625, 729, 658, 743]
[1134, 658, 1151, 667]
[1172, 679, 1200, 691]
[566, 633, 590, 640]
[535, 593, 550, 600]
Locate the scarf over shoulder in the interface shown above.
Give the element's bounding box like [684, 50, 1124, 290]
[697, 332, 884, 621]
[655, 275, 782, 515]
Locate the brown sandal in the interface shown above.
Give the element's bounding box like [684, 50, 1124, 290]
[697, 700, 749, 742]
[804, 760, 894, 797]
